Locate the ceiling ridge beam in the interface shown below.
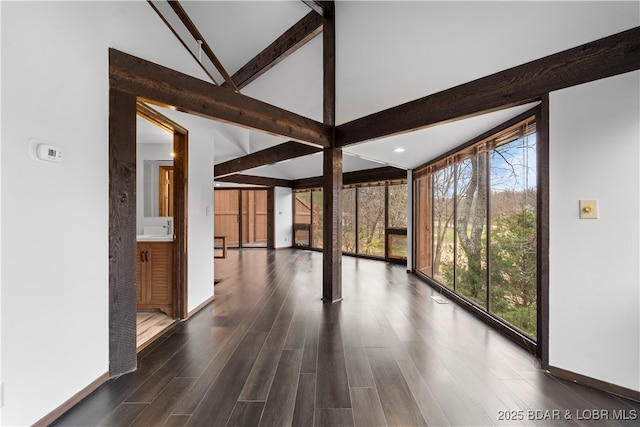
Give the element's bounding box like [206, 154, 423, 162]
[224, 11, 324, 90]
[303, 1, 334, 17]
[109, 48, 332, 148]
[214, 141, 321, 178]
[167, 0, 239, 92]
[336, 26, 640, 147]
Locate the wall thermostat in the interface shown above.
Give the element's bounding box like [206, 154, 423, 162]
[28, 138, 63, 164]
[37, 144, 63, 162]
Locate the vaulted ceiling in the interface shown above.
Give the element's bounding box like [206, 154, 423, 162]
[135, 1, 639, 185]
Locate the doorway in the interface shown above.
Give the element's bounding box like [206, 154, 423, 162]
[108, 89, 189, 375]
[214, 189, 268, 248]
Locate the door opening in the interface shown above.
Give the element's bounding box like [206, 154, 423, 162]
[214, 189, 268, 248]
[135, 102, 188, 350]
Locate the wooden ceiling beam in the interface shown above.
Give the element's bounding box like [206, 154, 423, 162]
[302, 1, 334, 17]
[147, 0, 220, 85]
[336, 26, 640, 147]
[109, 48, 332, 148]
[215, 165, 407, 189]
[224, 11, 324, 90]
[292, 166, 407, 189]
[215, 174, 293, 188]
[214, 141, 321, 178]
[167, 0, 239, 92]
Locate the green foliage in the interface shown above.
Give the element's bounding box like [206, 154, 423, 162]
[441, 207, 537, 337]
[490, 207, 537, 337]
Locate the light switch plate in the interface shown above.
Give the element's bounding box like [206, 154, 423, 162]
[579, 199, 598, 219]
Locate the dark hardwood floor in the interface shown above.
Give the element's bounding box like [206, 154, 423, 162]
[53, 249, 640, 426]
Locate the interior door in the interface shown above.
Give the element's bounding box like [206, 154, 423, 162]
[214, 189, 267, 248]
[241, 190, 267, 247]
[214, 189, 240, 247]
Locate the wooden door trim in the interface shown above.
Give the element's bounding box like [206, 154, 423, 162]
[109, 88, 138, 375]
[109, 94, 188, 377]
[172, 130, 188, 320]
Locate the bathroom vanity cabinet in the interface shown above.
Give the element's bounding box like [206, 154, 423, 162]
[136, 241, 173, 315]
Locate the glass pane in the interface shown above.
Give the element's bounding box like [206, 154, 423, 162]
[254, 190, 268, 246]
[415, 175, 432, 275]
[241, 190, 249, 245]
[242, 190, 267, 248]
[312, 190, 323, 249]
[294, 227, 310, 247]
[357, 186, 385, 257]
[432, 166, 455, 288]
[214, 189, 240, 247]
[294, 191, 311, 225]
[342, 188, 356, 253]
[388, 184, 408, 228]
[388, 234, 407, 259]
[455, 156, 488, 308]
[489, 133, 537, 337]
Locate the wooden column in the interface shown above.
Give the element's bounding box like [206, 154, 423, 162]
[323, 147, 342, 302]
[109, 88, 137, 376]
[322, 2, 341, 302]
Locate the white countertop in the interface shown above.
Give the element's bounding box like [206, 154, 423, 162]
[136, 235, 174, 242]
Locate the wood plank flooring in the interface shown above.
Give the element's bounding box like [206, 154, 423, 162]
[136, 312, 176, 351]
[53, 249, 640, 426]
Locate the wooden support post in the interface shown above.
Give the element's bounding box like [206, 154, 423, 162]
[321, 2, 341, 303]
[322, 147, 342, 302]
[108, 88, 137, 376]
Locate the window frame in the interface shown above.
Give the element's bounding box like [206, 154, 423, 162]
[412, 104, 548, 363]
[292, 180, 408, 264]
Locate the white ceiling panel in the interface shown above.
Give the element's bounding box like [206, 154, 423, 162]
[242, 35, 323, 121]
[336, 1, 639, 124]
[136, 1, 638, 182]
[344, 103, 540, 170]
[180, 1, 310, 76]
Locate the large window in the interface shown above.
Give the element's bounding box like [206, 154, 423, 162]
[293, 191, 311, 247]
[342, 188, 356, 253]
[293, 180, 407, 262]
[414, 116, 537, 338]
[387, 184, 408, 260]
[357, 186, 385, 257]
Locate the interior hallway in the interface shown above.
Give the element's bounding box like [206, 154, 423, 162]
[53, 249, 640, 426]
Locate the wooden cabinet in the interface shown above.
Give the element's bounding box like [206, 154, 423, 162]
[136, 242, 173, 315]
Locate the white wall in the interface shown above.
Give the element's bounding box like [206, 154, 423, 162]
[176, 113, 215, 312]
[549, 71, 640, 392]
[0, 2, 3, 418]
[0, 2, 213, 425]
[275, 187, 293, 248]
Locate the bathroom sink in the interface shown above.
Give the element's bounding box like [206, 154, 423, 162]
[137, 225, 172, 241]
[136, 234, 173, 242]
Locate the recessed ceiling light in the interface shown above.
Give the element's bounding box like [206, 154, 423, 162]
[393, 147, 405, 153]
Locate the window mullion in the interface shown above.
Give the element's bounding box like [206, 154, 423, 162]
[485, 151, 491, 313]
